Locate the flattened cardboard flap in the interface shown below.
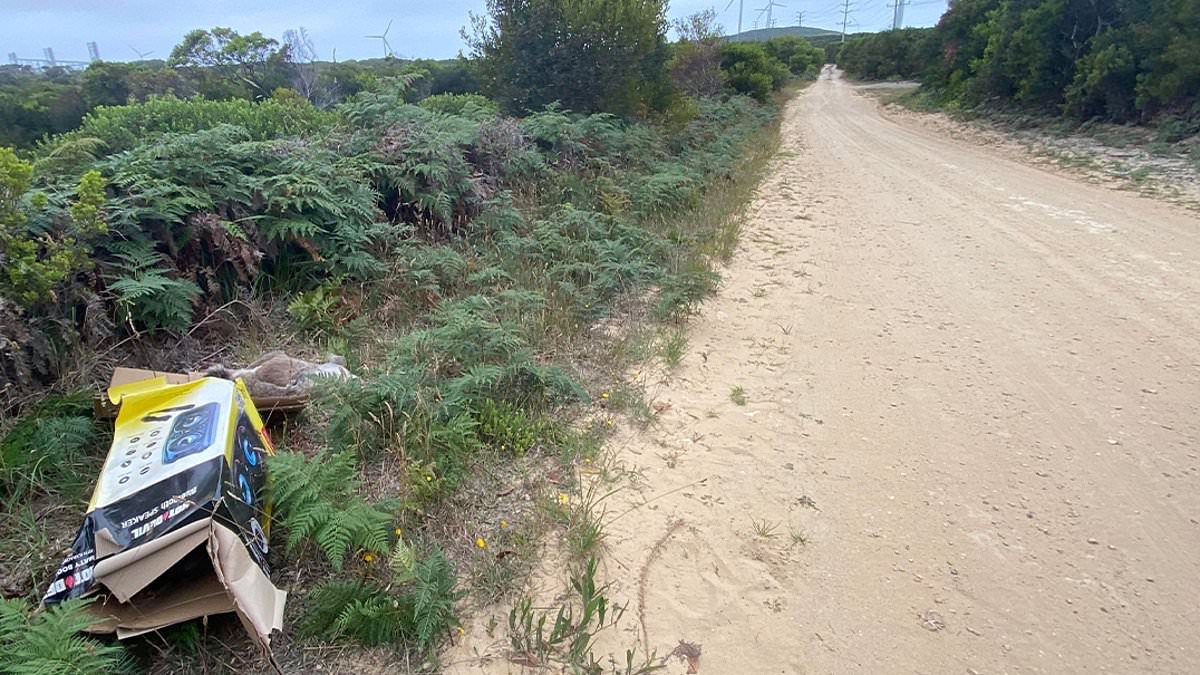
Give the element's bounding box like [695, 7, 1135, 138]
[210, 523, 287, 645]
[93, 519, 211, 603]
[85, 522, 285, 651]
[88, 574, 233, 638]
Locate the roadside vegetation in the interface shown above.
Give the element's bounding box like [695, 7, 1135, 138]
[0, 2, 809, 672]
[837, 1, 1199, 148]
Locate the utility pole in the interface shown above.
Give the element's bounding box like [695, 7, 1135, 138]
[738, 0, 744, 34]
[841, 0, 852, 42]
[796, 11, 804, 27]
[890, 0, 907, 29]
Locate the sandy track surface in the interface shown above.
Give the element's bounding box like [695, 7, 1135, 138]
[451, 68, 1200, 674]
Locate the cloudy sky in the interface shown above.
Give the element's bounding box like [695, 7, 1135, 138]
[2, 0, 951, 64]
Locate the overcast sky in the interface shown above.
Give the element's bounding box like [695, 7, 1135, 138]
[2, 0, 951, 64]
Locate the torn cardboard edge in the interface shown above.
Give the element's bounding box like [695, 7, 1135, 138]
[45, 368, 287, 661]
[86, 520, 285, 644]
[95, 367, 311, 419]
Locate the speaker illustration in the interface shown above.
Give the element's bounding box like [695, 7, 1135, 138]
[232, 416, 266, 506]
[162, 402, 220, 464]
[97, 401, 225, 506]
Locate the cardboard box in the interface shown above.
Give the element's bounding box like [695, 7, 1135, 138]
[43, 368, 287, 654]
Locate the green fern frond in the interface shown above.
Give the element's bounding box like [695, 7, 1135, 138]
[0, 598, 131, 675]
[267, 451, 396, 570]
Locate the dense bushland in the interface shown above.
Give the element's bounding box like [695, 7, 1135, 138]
[838, 1, 1200, 126]
[837, 28, 936, 82]
[0, 25, 478, 149]
[666, 10, 824, 104]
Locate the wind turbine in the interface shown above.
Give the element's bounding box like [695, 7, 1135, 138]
[753, 5, 768, 29]
[128, 45, 154, 60]
[722, 0, 743, 35]
[763, 0, 786, 28]
[365, 20, 395, 58]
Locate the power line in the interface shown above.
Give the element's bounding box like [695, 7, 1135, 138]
[841, 0, 853, 42]
[889, 0, 908, 29]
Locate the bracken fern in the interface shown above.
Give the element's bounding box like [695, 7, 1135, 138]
[267, 450, 395, 570]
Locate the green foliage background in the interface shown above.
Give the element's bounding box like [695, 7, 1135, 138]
[837, 0, 1200, 125]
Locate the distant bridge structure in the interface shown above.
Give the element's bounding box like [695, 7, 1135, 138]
[7, 43, 100, 70]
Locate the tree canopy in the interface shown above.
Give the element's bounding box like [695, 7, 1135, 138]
[465, 0, 674, 115]
[839, 0, 1200, 124]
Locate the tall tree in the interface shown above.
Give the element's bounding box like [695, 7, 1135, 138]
[669, 9, 726, 97]
[282, 27, 320, 102]
[465, 0, 673, 116]
[169, 27, 291, 98]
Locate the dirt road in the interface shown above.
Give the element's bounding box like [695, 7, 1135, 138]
[446, 69, 1200, 674]
[573, 68, 1200, 674]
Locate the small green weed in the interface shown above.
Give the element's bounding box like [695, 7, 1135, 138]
[750, 517, 778, 539]
[730, 386, 748, 406]
[607, 383, 655, 427]
[477, 399, 559, 455]
[507, 558, 660, 673]
[551, 478, 618, 562]
[1128, 166, 1153, 183]
[287, 279, 350, 337]
[659, 330, 688, 369]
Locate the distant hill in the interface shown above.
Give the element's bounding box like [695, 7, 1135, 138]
[726, 26, 842, 43]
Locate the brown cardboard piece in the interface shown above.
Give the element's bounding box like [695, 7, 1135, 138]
[97, 367, 311, 418]
[54, 368, 286, 661]
[86, 521, 286, 646]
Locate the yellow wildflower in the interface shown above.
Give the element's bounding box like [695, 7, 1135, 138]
[500, 519, 509, 529]
[601, 392, 610, 399]
[394, 527, 403, 537]
[475, 537, 487, 550]
[363, 552, 376, 563]
[557, 493, 570, 505]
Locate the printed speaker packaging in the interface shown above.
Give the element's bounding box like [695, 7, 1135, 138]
[42, 368, 287, 654]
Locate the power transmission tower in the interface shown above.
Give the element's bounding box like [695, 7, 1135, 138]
[841, 0, 853, 42]
[796, 11, 804, 27]
[87, 41, 100, 62]
[890, 0, 908, 29]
